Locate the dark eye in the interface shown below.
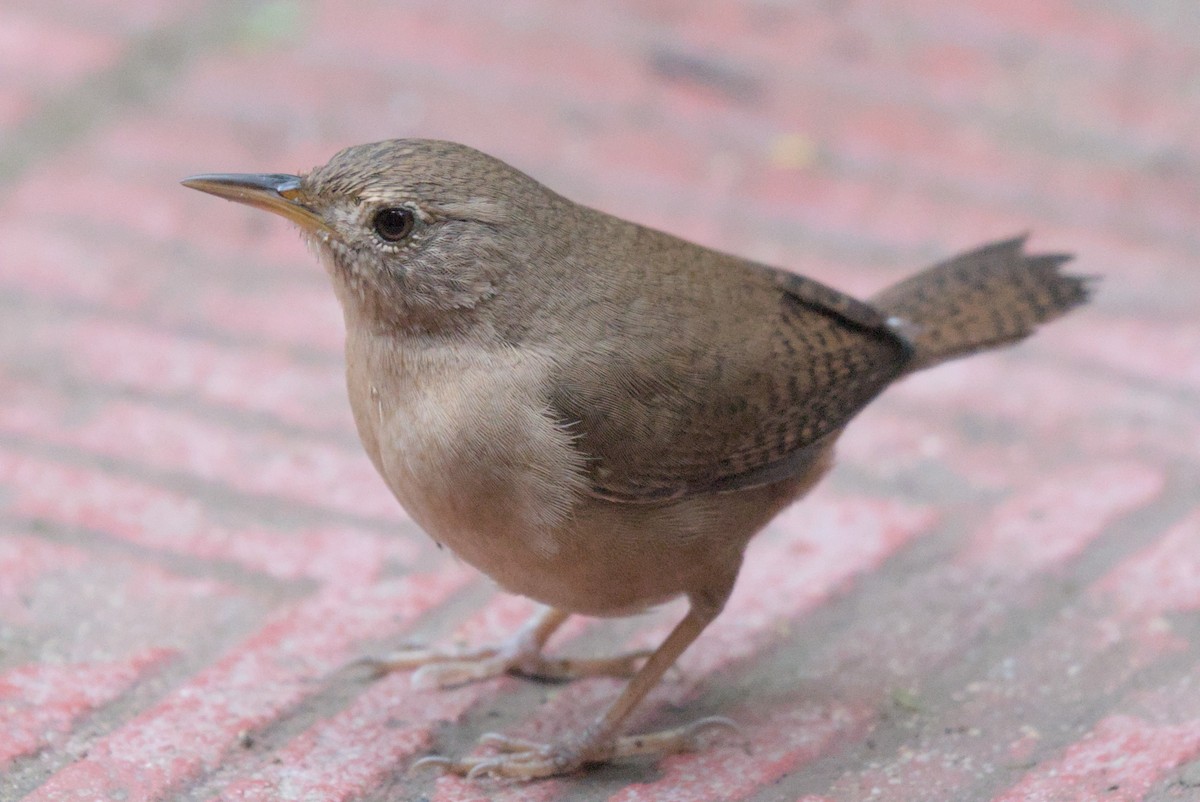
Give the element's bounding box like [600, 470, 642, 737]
[372, 207, 415, 242]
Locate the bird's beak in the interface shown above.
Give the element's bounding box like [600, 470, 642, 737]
[180, 173, 333, 235]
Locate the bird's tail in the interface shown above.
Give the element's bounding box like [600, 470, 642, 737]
[871, 237, 1093, 373]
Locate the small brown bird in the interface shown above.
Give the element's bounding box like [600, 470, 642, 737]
[183, 140, 1090, 780]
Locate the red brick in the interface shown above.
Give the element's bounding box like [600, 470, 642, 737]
[195, 493, 930, 801]
[39, 48, 1189, 287]
[170, 52, 399, 138]
[188, 284, 345, 353]
[635, 0, 1200, 167]
[899, 0, 1176, 64]
[4, 0, 1198, 798]
[777, 585, 1174, 798]
[0, 8, 122, 88]
[6, 0, 206, 31]
[0, 221, 161, 313]
[212, 672, 471, 802]
[419, 494, 937, 800]
[0, 87, 35, 127]
[61, 318, 351, 433]
[837, 408, 1022, 493]
[802, 484, 1192, 802]
[0, 536, 88, 621]
[140, 10, 1169, 259]
[91, 0, 1193, 268]
[961, 461, 1165, 579]
[223, 593, 581, 802]
[605, 703, 874, 802]
[0, 375, 402, 521]
[1053, 316, 1200, 393]
[885, 354, 1192, 454]
[0, 220, 344, 354]
[669, 494, 935, 676]
[792, 105, 1198, 252]
[1, 530, 241, 724]
[24, 569, 473, 802]
[821, 750, 981, 802]
[86, 116, 294, 171]
[210, 490, 925, 802]
[993, 715, 1200, 802]
[208, 599, 595, 802]
[2, 162, 315, 272]
[0, 448, 415, 583]
[787, 2, 1197, 152]
[3, 163, 210, 242]
[1095, 509, 1200, 621]
[305, 1, 652, 111]
[0, 649, 174, 767]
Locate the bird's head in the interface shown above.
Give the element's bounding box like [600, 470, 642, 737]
[183, 139, 561, 333]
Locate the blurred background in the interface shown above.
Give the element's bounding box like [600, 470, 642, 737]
[2, 2, 1199, 801]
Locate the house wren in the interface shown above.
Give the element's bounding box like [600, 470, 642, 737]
[183, 139, 1090, 780]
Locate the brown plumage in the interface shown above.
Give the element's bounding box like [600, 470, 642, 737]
[182, 140, 1091, 780]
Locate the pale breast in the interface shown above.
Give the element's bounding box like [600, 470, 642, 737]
[346, 336, 589, 594]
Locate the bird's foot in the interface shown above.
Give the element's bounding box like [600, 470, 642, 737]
[356, 637, 652, 690]
[413, 716, 742, 780]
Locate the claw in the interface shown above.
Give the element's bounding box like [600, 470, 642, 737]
[683, 715, 747, 750]
[408, 714, 745, 781]
[411, 661, 472, 690]
[410, 755, 454, 775]
[466, 758, 505, 780]
[685, 715, 741, 737]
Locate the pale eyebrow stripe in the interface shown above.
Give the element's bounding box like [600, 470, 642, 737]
[427, 199, 509, 224]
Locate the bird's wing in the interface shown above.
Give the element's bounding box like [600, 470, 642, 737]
[549, 268, 913, 503]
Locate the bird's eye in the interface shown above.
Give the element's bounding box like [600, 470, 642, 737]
[372, 207, 415, 242]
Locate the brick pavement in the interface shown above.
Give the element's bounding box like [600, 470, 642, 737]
[1, 1, 1198, 800]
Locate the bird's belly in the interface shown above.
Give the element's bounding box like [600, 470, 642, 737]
[384, 465, 560, 593]
[371, 423, 564, 582]
[374, 441, 687, 615]
[349, 356, 609, 609]
[348, 346, 833, 618]
[367, 412, 828, 617]
[398, 475, 812, 618]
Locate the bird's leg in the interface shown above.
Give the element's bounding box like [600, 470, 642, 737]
[360, 605, 652, 689]
[415, 590, 739, 780]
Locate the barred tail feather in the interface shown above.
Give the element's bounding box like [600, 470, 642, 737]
[871, 236, 1094, 373]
